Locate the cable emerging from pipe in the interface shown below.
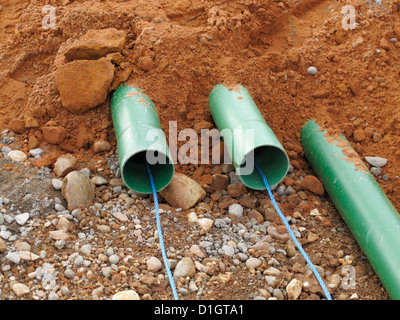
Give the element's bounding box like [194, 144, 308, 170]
[254, 161, 332, 300]
[146, 161, 179, 300]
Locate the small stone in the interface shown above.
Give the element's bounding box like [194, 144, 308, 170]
[364, 156, 387, 168]
[109, 254, 120, 264]
[246, 257, 262, 269]
[286, 278, 303, 300]
[6, 252, 21, 264]
[228, 204, 243, 217]
[227, 183, 247, 197]
[197, 218, 214, 233]
[62, 171, 95, 210]
[80, 244, 92, 254]
[353, 129, 365, 142]
[15, 213, 29, 225]
[12, 283, 30, 297]
[146, 257, 162, 272]
[173, 257, 195, 279]
[189, 244, 206, 258]
[54, 154, 77, 177]
[91, 176, 108, 186]
[372, 132, 382, 143]
[18, 251, 40, 261]
[7, 150, 27, 162]
[370, 167, 382, 176]
[64, 269, 75, 279]
[56, 216, 74, 233]
[160, 173, 206, 210]
[222, 245, 235, 257]
[307, 66, 317, 75]
[49, 230, 70, 241]
[42, 126, 66, 145]
[52, 179, 63, 191]
[97, 225, 111, 233]
[300, 175, 325, 196]
[93, 140, 111, 154]
[0, 238, 6, 252]
[112, 290, 140, 300]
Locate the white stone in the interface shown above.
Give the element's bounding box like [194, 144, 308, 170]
[7, 150, 27, 162]
[307, 66, 317, 75]
[286, 278, 303, 300]
[91, 176, 108, 186]
[112, 290, 140, 300]
[246, 257, 262, 269]
[15, 213, 29, 225]
[228, 204, 243, 217]
[12, 283, 30, 297]
[52, 179, 63, 191]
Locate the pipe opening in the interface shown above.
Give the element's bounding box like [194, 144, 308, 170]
[239, 145, 289, 190]
[122, 150, 174, 194]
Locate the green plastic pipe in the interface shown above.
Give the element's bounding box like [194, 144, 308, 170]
[301, 119, 400, 300]
[110, 85, 174, 194]
[209, 84, 289, 190]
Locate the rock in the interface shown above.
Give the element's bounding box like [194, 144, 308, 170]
[56, 216, 75, 233]
[112, 290, 140, 300]
[222, 245, 235, 257]
[197, 218, 214, 234]
[353, 129, 365, 142]
[12, 283, 30, 297]
[189, 244, 206, 258]
[62, 171, 95, 210]
[29, 148, 43, 158]
[42, 126, 66, 145]
[246, 257, 262, 269]
[15, 213, 29, 225]
[364, 156, 387, 168]
[97, 225, 111, 233]
[228, 204, 243, 217]
[286, 278, 303, 300]
[0, 238, 6, 252]
[159, 173, 206, 210]
[370, 167, 382, 176]
[64, 28, 127, 61]
[52, 179, 63, 191]
[55, 58, 115, 114]
[7, 150, 27, 162]
[307, 66, 317, 75]
[6, 252, 21, 264]
[93, 140, 111, 154]
[227, 183, 247, 197]
[300, 175, 325, 196]
[54, 154, 77, 177]
[49, 230, 70, 241]
[267, 226, 290, 242]
[18, 251, 40, 261]
[146, 257, 162, 272]
[173, 257, 195, 279]
[247, 209, 264, 224]
[91, 176, 108, 186]
[210, 174, 230, 192]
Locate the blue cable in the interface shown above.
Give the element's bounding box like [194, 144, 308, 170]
[146, 161, 179, 300]
[254, 162, 332, 300]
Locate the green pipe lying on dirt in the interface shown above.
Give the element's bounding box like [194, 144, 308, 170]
[301, 119, 400, 300]
[209, 84, 289, 190]
[110, 85, 174, 194]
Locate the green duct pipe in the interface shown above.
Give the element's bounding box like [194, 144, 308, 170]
[209, 84, 289, 190]
[110, 85, 174, 194]
[301, 119, 400, 300]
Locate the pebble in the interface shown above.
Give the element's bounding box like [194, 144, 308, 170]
[7, 150, 27, 162]
[307, 66, 318, 75]
[228, 204, 243, 217]
[52, 179, 63, 191]
[173, 257, 195, 279]
[112, 290, 140, 300]
[222, 244, 235, 257]
[12, 283, 30, 297]
[29, 148, 43, 157]
[6, 252, 21, 264]
[370, 167, 382, 176]
[15, 212, 29, 225]
[146, 256, 162, 272]
[246, 257, 262, 269]
[286, 278, 303, 300]
[364, 156, 387, 168]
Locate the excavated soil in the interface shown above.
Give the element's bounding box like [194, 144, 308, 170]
[1, 0, 400, 301]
